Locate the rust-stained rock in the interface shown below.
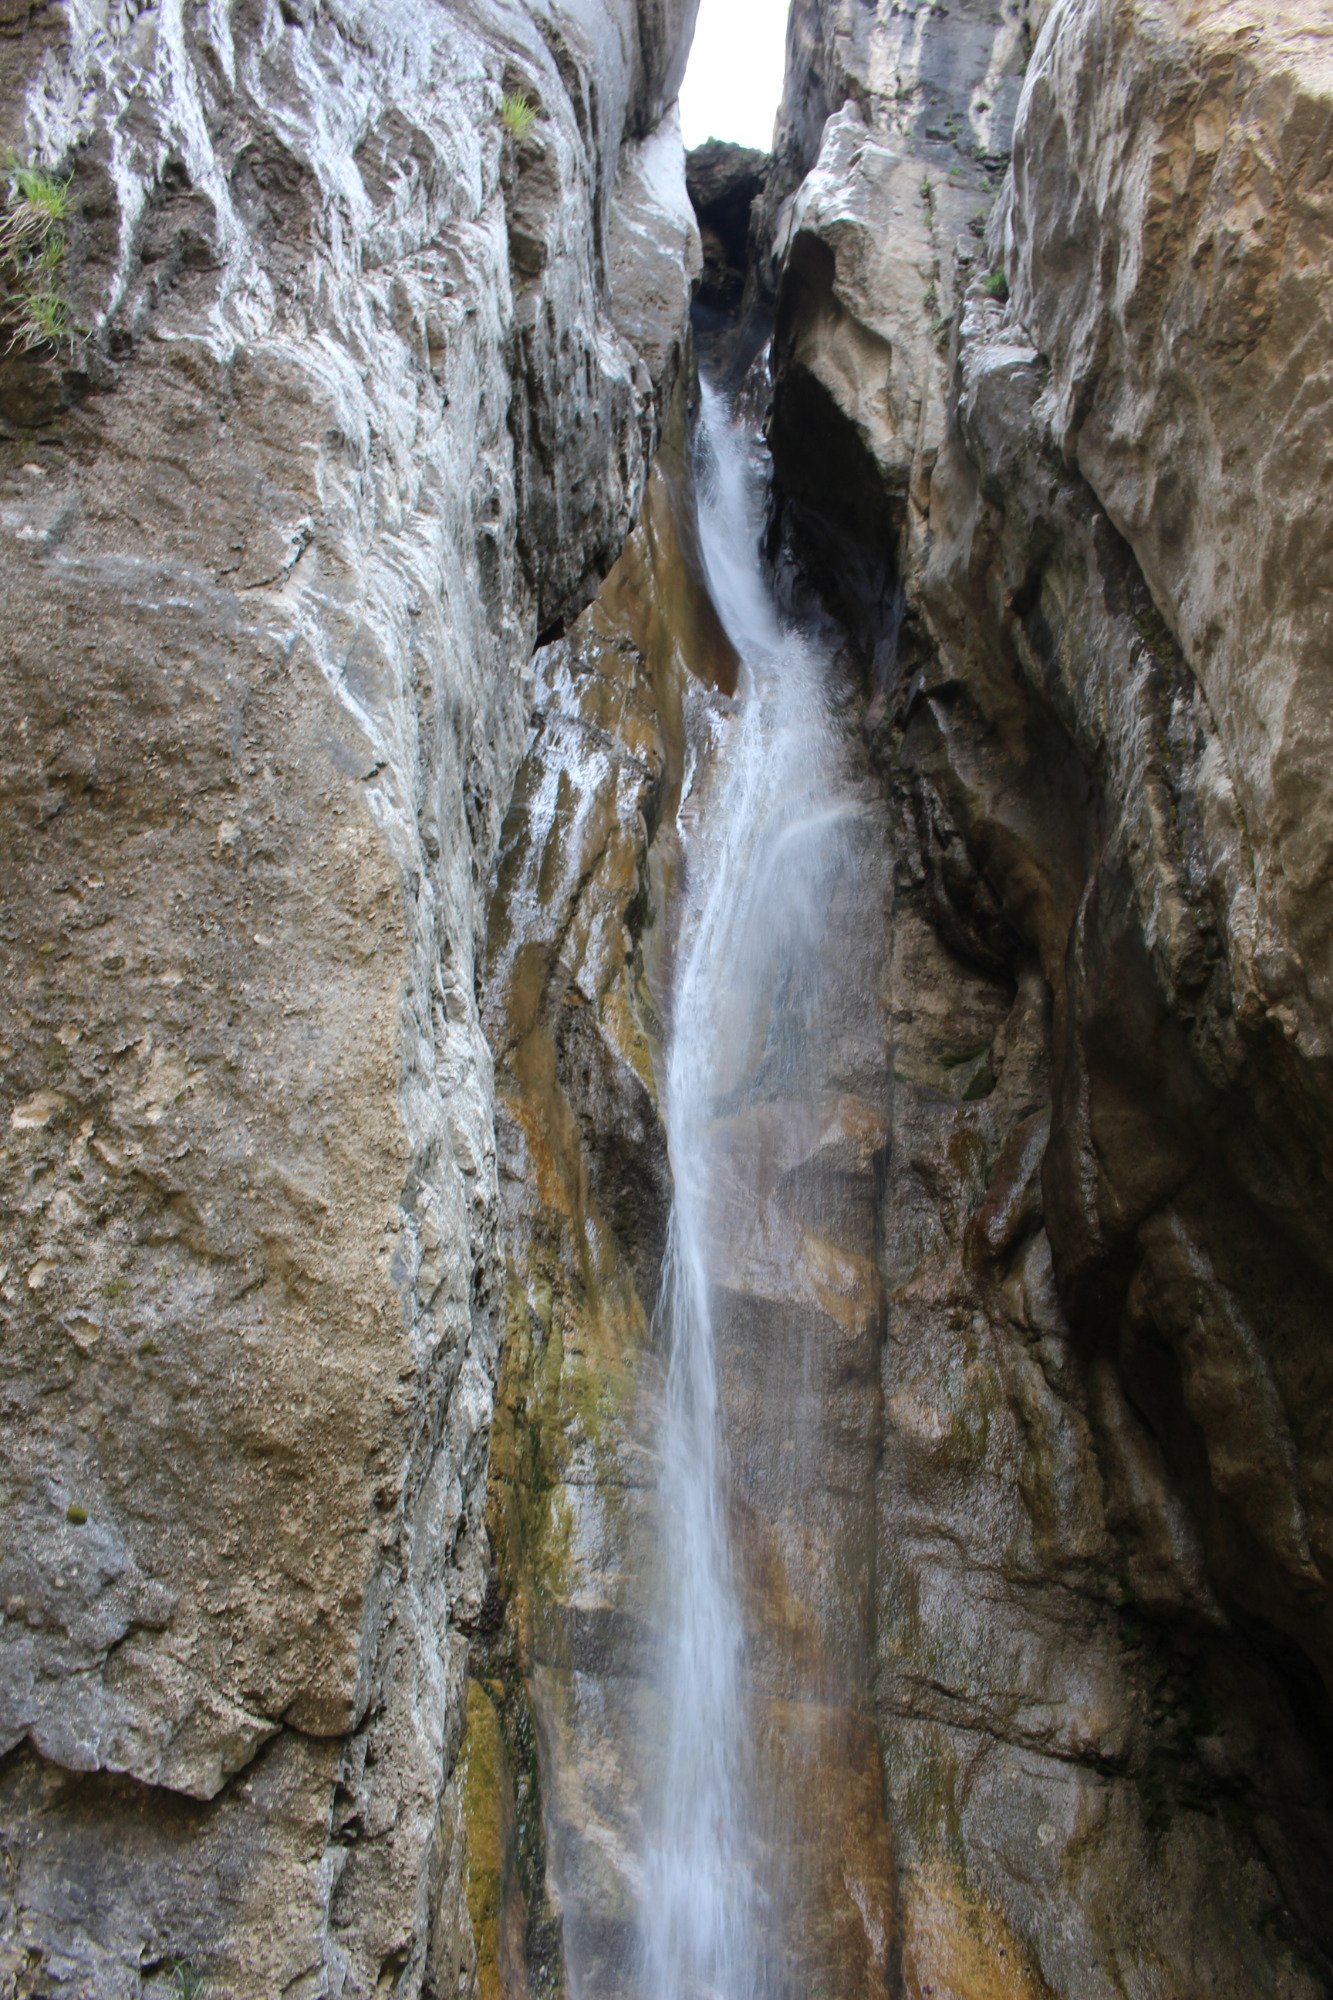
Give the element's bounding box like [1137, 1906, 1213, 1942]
[473, 413, 698, 2000]
[763, 0, 1333, 1991]
[471, 377, 900, 1999]
[0, 0, 699, 1992]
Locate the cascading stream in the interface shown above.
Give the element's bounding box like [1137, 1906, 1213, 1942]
[641, 381, 858, 2000]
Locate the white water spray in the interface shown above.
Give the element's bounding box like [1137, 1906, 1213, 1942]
[640, 382, 855, 2000]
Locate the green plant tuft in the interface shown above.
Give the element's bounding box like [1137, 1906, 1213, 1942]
[500, 92, 537, 141]
[9, 283, 69, 352]
[172, 1965, 206, 2000]
[981, 268, 1009, 303]
[66, 1502, 88, 1525]
[1, 154, 75, 355]
[14, 164, 71, 220]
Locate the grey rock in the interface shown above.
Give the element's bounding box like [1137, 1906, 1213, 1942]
[1005, 0, 1333, 1078]
[685, 140, 767, 310]
[764, 0, 1333, 1989]
[0, 0, 698, 1992]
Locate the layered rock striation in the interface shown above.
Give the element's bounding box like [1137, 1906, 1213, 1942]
[473, 384, 901, 1997]
[5, 0, 1332, 1993]
[0, 2, 698, 1993]
[759, 0, 1333, 1990]
[469, 412, 702, 2000]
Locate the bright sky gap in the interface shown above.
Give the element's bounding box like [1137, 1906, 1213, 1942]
[678, 0, 790, 152]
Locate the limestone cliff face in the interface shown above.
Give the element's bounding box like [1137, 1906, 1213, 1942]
[761, 0, 1050, 626]
[0, 3, 698, 1993]
[1004, 0, 1333, 1083]
[763, 0, 1333, 1992]
[470, 420, 703, 2000]
[473, 390, 901, 1999]
[6, 0, 1331, 1994]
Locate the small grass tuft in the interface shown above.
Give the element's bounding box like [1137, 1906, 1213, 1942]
[12, 163, 71, 220]
[0, 161, 72, 256]
[9, 283, 70, 352]
[981, 268, 1009, 303]
[500, 92, 537, 141]
[172, 1965, 206, 2000]
[1, 154, 76, 355]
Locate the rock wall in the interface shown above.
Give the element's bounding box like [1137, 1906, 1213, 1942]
[473, 380, 903, 1998]
[7, 0, 1329, 1992]
[470, 406, 704, 2000]
[0, 2, 699, 1993]
[762, 0, 1333, 1992]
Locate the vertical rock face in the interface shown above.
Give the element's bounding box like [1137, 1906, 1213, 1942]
[0, 2, 698, 1993]
[1005, 0, 1333, 1079]
[476, 380, 900, 2000]
[6, 1, 1330, 1995]
[474, 430, 700, 2000]
[763, 0, 1333, 1992]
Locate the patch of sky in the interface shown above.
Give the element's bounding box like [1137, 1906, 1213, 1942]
[678, 0, 789, 152]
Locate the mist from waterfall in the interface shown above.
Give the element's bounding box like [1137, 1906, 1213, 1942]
[639, 380, 856, 2000]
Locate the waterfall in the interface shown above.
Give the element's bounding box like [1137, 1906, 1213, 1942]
[640, 381, 857, 2000]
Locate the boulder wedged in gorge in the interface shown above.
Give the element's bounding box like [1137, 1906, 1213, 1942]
[763, 0, 1333, 1991]
[685, 140, 767, 314]
[0, 1, 698, 1993]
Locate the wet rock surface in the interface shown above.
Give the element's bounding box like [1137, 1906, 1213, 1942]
[686, 140, 768, 313]
[473, 401, 700, 2000]
[0, 1, 698, 1992]
[761, 0, 1333, 1991]
[473, 385, 899, 1999]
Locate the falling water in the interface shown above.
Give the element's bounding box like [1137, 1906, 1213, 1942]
[640, 381, 858, 2000]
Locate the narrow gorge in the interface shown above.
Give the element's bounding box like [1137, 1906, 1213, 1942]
[1, 2, 1330, 1997]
